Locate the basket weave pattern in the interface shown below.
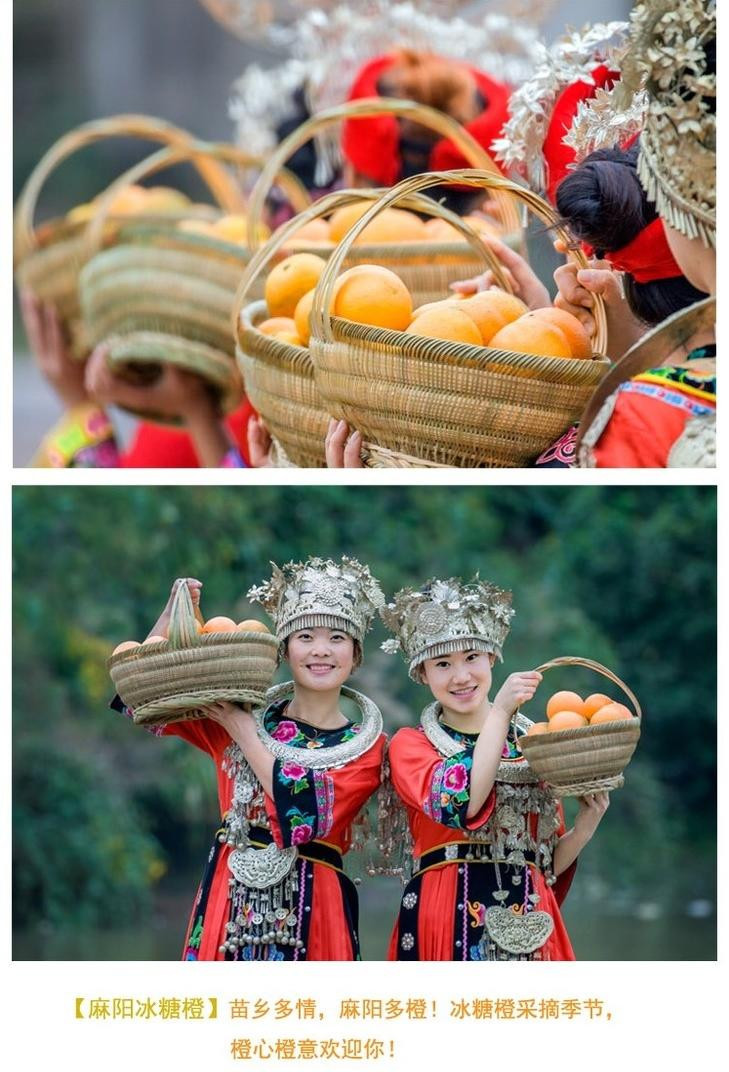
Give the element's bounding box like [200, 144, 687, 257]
[309, 169, 610, 468]
[518, 657, 641, 797]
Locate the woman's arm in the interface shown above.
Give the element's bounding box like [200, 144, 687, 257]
[552, 792, 610, 876]
[200, 701, 274, 797]
[466, 670, 542, 818]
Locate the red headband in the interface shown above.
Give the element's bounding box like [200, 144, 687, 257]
[340, 53, 511, 185]
[583, 218, 683, 283]
[543, 65, 618, 204]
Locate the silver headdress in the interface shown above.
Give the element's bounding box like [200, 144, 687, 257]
[248, 557, 384, 643]
[492, 21, 639, 194]
[380, 576, 514, 680]
[226, 3, 545, 185]
[620, 0, 716, 249]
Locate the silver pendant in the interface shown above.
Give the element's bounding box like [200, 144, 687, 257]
[484, 906, 554, 955]
[228, 843, 298, 889]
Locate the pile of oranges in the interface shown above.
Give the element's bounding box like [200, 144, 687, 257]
[283, 201, 503, 251]
[177, 214, 270, 246]
[112, 618, 271, 655]
[526, 690, 634, 735]
[255, 249, 592, 359]
[67, 183, 193, 225]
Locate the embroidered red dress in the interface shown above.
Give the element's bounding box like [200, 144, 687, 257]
[386, 719, 577, 961]
[154, 699, 384, 961]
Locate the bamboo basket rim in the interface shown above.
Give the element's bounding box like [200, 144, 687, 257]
[232, 186, 512, 336]
[245, 96, 523, 250]
[310, 168, 608, 357]
[80, 141, 311, 264]
[319, 314, 609, 382]
[13, 113, 244, 262]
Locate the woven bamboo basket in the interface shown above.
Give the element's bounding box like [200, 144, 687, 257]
[309, 168, 611, 468]
[517, 657, 641, 797]
[13, 114, 243, 360]
[108, 582, 278, 728]
[233, 187, 502, 466]
[245, 97, 524, 308]
[79, 142, 310, 420]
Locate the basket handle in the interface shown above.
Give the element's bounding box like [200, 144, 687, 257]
[310, 168, 607, 352]
[13, 113, 244, 261]
[80, 140, 310, 262]
[532, 655, 641, 719]
[245, 96, 523, 251]
[231, 186, 512, 339]
[167, 580, 205, 650]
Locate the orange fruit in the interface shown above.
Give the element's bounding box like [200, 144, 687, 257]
[411, 297, 462, 318]
[590, 703, 634, 724]
[294, 288, 316, 346]
[264, 253, 327, 318]
[213, 214, 270, 245]
[423, 218, 464, 242]
[489, 315, 572, 359]
[258, 317, 297, 336]
[526, 721, 549, 736]
[546, 691, 585, 719]
[332, 264, 412, 331]
[407, 305, 482, 346]
[236, 620, 271, 633]
[548, 710, 589, 731]
[456, 291, 523, 345]
[328, 201, 377, 242]
[273, 331, 305, 346]
[112, 640, 140, 656]
[354, 207, 427, 245]
[202, 616, 237, 633]
[142, 635, 168, 645]
[526, 308, 593, 359]
[583, 693, 614, 720]
[288, 218, 331, 243]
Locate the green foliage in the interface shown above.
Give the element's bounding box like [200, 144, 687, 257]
[13, 741, 163, 932]
[11, 486, 716, 956]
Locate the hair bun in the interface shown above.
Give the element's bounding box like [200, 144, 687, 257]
[556, 144, 656, 252]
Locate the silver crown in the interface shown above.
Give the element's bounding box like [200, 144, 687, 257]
[247, 556, 384, 643]
[380, 576, 514, 680]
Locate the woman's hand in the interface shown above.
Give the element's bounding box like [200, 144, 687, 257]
[199, 700, 252, 728]
[85, 346, 215, 420]
[20, 289, 89, 408]
[325, 418, 364, 468]
[553, 262, 644, 359]
[247, 415, 274, 467]
[573, 791, 610, 839]
[491, 670, 543, 720]
[450, 237, 551, 310]
[150, 577, 202, 638]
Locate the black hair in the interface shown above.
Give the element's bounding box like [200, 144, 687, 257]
[556, 143, 706, 325]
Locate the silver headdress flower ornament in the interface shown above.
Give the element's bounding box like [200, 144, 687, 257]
[226, 3, 545, 184]
[619, 0, 716, 249]
[247, 557, 385, 644]
[380, 576, 514, 682]
[492, 21, 641, 195]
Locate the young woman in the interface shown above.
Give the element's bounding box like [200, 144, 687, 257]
[113, 560, 386, 960]
[380, 577, 608, 961]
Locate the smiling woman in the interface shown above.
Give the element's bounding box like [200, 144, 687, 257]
[379, 575, 609, 961]
[112, 560, 387, 962]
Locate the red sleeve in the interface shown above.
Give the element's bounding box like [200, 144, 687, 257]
[389, 727, 496, 831]
[159, 717, 231, 757]
[265, 734, 385, 849]
[592, 390, 686, 467]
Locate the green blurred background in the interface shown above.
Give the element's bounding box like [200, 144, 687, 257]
[12, 484, 716, 960]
